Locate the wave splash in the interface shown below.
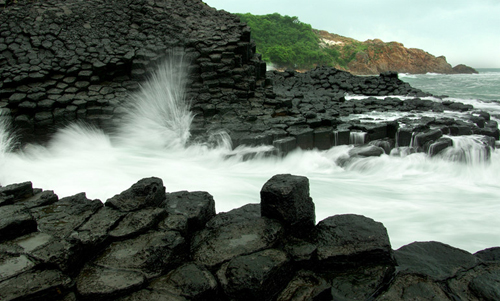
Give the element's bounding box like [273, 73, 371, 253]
[115, 51, 194, 150]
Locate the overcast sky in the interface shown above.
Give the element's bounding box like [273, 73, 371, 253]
[204, 0, 500, 68]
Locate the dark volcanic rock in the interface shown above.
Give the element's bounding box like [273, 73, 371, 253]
[276, 270, 330, 301]
[31, 193, 102, 238]
[453, 64, 479, 74]
[0, 0, 265, 144]
[93, 230, 186, 279]
[377, 273, 451, 300]
[394, 241, 479, 281]
[105, 177, 165, 212]
[108, 207, 167, 240]
[116, 289, 188, 301]
[475, 247, 500, 262]
[205, 203, 261, 228]
[315, 214, 394, 268]
[348, 145, 385, 157]
[19, 190, 59, 209]
[71, 206, 126, 248]
[149, 263, 218, 300]
[0, 174, 499, 301]
[0, 181, 34, 203]
[427, 137, 453, 156]
[328, 264, 395, 300]
[260, 174, 315, 237]
[191, 214, 283, 269]
[29, 237, 83, 274]
[0, 254, 36, 282]
[162, 191, 216, 234]
[1, 0, 499, 296]
[0, 204, 37, 242]
[381, 241, 497, 300]
[191, 202, 282, 269]
[76, 265, 146, 300]
[0, 269, 71, 301]
[413, 129, 443, 150]
[217, 249, 292, 301]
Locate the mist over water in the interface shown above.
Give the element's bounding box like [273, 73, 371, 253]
[1, 62, 500, 253]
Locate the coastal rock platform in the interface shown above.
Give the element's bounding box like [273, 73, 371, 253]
[1, 175, 499, 300]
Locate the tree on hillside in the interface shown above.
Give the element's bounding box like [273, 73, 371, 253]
[238, 13, 331, 69]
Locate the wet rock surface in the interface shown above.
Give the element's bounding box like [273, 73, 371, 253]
[260, 174, 315, 237]
[1, 175, 499, 300]
[1, 0, 500, 299]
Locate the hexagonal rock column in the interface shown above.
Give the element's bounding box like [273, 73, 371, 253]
[315, 214, 395, 268]
[260, 174, 315, 238]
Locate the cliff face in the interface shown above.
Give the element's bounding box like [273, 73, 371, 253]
[317, 30, 476, 75]
[347, 39, 455, 75]
[0, 0, 265, 143]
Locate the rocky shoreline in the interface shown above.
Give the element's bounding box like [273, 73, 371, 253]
[1, 175, 499, 300]
[1, 0, 500, 299]
[1, 0, 496, 155]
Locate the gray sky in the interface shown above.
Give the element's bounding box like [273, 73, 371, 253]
[204, 0, 500, 68]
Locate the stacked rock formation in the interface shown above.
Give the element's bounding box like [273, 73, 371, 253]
[2, 0, 497, 159]
[0, 0, 265, 143]
[1, 175, 499, 300]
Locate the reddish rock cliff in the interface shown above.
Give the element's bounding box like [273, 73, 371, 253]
[317, 30, 476, 75]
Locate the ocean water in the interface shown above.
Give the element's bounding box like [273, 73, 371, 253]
[400, 68, 500, 105]
[1, 65, 500, 253]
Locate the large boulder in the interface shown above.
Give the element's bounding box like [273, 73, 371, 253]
[315, 214, 395, 268]
[148, 263, 218, 300]
[0, 204, 37, 242]
[260, 174, 315, 237]
[217, 249, 292, 301]
[380, 241, 489, 300]
[162, 191, 216, 234]
[105, 177, 165, 212]
[453, 64, 478, 74]
[191, 204, 283, 269]
[394, 241, 479, 281]
[0, 182, 34, 205]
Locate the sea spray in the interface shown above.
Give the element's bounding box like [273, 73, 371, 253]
[115, 51, 194, 150]
[0, 113, 15, 185]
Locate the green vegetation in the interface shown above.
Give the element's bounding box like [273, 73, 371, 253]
[237, 13, 367, 70]
[237, 13, 331, 69]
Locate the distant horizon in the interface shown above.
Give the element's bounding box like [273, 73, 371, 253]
[204, 1, 500, 69]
